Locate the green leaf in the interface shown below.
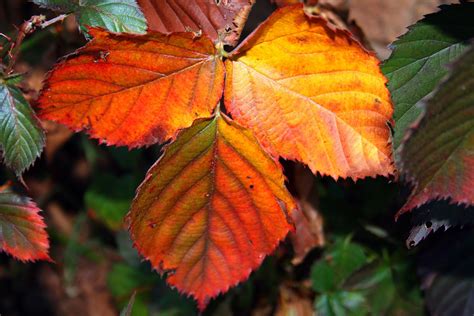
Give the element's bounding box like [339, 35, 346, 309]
[383, 3, 474, 152]
[399, 46, 474, 213]
[0, 188, 50, 261]
[85, 173, 137, 230]
[315, 292, 366, 316]
[32, 0, 147, 34]
[311, 239, 368, 293]
[312, 261, 336, 292]
[0, 83, 45, 175]
[120, 292, 136, 316]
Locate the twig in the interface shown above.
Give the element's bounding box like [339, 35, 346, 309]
[5, 14, 68, 74]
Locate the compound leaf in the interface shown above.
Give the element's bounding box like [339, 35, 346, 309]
[128, 114, 296, 310]
[225, 4, 394, 180]
[399, 46, 474, 213]
[38, 28, 225, 148]
[0, 188, 50, 261]
[137, 0, 255, 46]
[0, 83, 45, 175]
[383, 3, 474, 152]
[32, 0, 147, 34]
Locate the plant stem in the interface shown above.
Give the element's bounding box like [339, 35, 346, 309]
[5, 14, 68, 74]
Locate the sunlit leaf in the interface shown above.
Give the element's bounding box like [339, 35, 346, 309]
[137, 0, 255, 46]
[128, 114, 295, 310]
[225, 4, 394, 180]
[0, 187, 50, 261]
[38, 28, 225, 148]
[383, 3, 474, 151]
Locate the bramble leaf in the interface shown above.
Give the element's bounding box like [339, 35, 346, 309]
[137, 0, 255, 46]
[407, 201, 474, 248]
[0, 82, 45, 175]
[399, 46, 474, 213]
[225, 4, 394, 180]
[38, 28, 225, 148]
[128, 114, 296, 310]
[419, 229, 474, 316]
[383, 3, 474, 152]
[32, 0, 147, 34]
[0, 187, 50, 261]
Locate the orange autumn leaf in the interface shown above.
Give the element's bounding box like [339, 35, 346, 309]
[128, 114, 296, 310]
[137, 0, 255, 46]
[225, 4, 394, 179]
[38, 28, 224, 148]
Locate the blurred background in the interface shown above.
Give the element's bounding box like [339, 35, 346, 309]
[0, 0, 471, 315]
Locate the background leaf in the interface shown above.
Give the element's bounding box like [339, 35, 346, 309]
[225, 4, 394, 180]
[383, 3, 474, 152]
[418, 229, 474, 316]
[32, 0, 147, 34]
[407, 201, 474, 248]
[137, 0, 255, 46]
[0, 82, 45, 175]
[128, 114, 295, 310]
[85, 173, 138, 230]
[0, 187, 50, 261]
[399, 45, 474, 213]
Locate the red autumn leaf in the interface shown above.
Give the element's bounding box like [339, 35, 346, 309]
[0, 187, 51, 261]
[128, 114, 296, 310]
[399, 46, 474, 214]
[137, 0, 255, 46]
[225, 4, 394, 179]
[38, 28, 225, 148]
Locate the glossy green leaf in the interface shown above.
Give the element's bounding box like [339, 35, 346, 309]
[0, 83, 45, 175]
[32, 0, 147, 34]
[399, 46, 474, 213]
[383, 3, 474, 152]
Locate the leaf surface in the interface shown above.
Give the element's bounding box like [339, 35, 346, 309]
[225, 4, 394, 179]
[32, 0, 147, 34]
[383, 3, 474, 151]
[38, 28, 225, 148]
[399, 46, 474, 213]
[419, 229, 474, 316]
[0, 188, 50, 261]
[407, 201, 474, 248]
[0, 83, 45, 175]
[137, 0, 255, 46]
[128, 114, 295, 310]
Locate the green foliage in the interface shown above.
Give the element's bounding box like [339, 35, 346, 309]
[120, 292, 136, 316]
[0, 81, 44, 175]
[32, 0, 147, 34]
[311, 239, 423, 316]
[383, 3, 474, 152]
[85, 173, 137, 230]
